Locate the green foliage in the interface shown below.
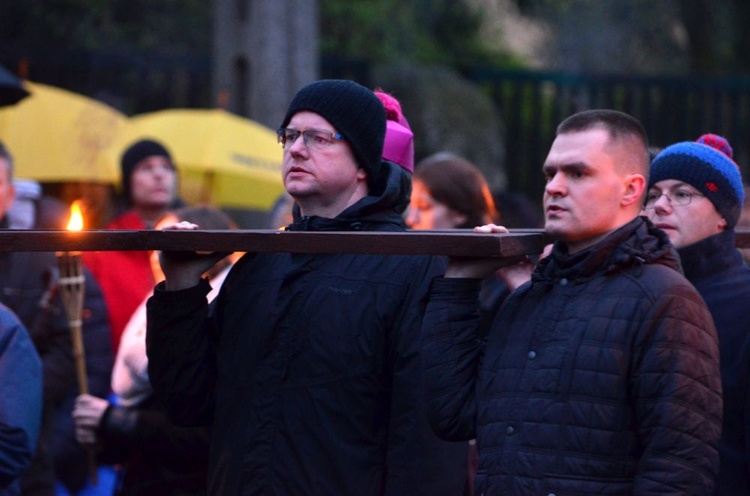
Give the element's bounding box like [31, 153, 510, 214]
[320, 0, 522, 68]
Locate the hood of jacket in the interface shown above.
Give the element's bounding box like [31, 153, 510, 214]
[532, 216, 682, 284]
[287, 160, 411, 232]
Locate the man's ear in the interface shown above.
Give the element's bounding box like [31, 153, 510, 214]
[622, 173, 646, 208]
[718, 215, 728, 231]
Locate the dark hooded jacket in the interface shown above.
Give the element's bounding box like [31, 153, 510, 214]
[678, 230, 750, 496]
[147, 162, 468, 496]
[422, 216, 722, 495]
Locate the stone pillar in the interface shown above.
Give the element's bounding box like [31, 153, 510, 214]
[212, 0, 319, 128]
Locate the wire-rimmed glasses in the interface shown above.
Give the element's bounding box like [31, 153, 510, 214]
[277, 128, 346, 150]
[643, 189, 705, 209]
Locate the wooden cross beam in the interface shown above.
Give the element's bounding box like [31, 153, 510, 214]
[1, 229, 749, 256]
[0, 229, 549, 258]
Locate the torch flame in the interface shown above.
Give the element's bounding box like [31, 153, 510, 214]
[66, 200, 84, 231]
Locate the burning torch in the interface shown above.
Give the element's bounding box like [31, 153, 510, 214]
[57, 200, 97, 485]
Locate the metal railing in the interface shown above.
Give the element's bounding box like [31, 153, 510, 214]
[6, 49, 750, 202]
[469, 68, 750, 198]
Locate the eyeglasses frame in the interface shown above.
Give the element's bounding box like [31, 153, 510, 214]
[643, 190, 705, 210]
[276, 128, 346, 150]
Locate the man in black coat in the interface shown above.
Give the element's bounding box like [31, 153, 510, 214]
[645, 134, 750, 495]
[146, 80, 468, 495]
[421, 110, 722, 495]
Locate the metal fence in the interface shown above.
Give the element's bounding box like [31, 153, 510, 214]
[468, 68, 750, 198]
[5, 48, 750, 201]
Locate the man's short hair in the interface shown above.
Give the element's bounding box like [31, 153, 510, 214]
[557, 109, 650, 174]
[0, 141, 14, 181]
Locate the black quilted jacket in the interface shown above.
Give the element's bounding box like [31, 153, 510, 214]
[147, 163, 469, 495]
[422, 216, 722, 495]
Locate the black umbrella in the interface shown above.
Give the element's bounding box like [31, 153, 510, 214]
[0, 63, 29, 107]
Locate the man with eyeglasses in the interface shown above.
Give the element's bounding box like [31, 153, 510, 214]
[421, 110, 722, 494]
[145, 79, 468, 495]
[645, 134, 750, 496]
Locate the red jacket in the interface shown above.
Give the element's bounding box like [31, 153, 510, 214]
[83, 210, 154, 355]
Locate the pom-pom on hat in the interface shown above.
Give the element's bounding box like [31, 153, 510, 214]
[375, 90, 415, 173]
[280, 80, 386, 184]
[120, 139, 174, 203]
[649, 133, 745, 227]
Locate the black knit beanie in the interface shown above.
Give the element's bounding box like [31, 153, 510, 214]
[120, 139, 174, 202]
[280, 80, 386, 184]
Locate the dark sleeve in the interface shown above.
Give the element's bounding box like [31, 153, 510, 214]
[98, 401, 210, 463]
[631, 282, 722, 494]
[0, 309, 43, 489]
[25, 275, 76, 404]
[146, 279, 216, 427]
[420, 276, 484, 442]
[384, 257, 470, 496]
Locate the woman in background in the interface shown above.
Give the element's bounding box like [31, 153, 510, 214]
[406, 152, 499, 230]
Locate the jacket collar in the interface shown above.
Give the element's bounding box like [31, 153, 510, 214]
[533, 216, 682, 283]
[287, 160, 410, 232]
[678, 229, 741, 283]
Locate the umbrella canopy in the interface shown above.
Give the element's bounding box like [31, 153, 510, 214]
[0, 64, 29, 107]
[0, 81, 126, 182]
[122, 108, 284, 210]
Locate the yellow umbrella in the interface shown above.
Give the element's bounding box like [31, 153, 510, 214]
[123, 108, 284, 211]
[0, 81, 126, 183]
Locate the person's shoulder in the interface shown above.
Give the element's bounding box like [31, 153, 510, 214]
[106, 209, 145, 230]
[0, 302, 23, 327]
[639, 260, 687, 280]
[637, 262, 699, 295]
[0, 303, 29, 349]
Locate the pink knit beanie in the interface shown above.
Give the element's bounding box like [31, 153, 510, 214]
[375, 90, 414, 173]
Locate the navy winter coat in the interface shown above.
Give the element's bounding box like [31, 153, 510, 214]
[147, 163, 468, 495]
[679, 230, 750, 495]
[0, 304, 42, 496]
[422, 217, 722, 495]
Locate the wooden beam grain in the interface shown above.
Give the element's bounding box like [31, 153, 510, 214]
[2, 229, 748, 256]
[0, 229, 550, 258]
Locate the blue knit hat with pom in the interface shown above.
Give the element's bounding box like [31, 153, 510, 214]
[649, 134, 745, 227]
